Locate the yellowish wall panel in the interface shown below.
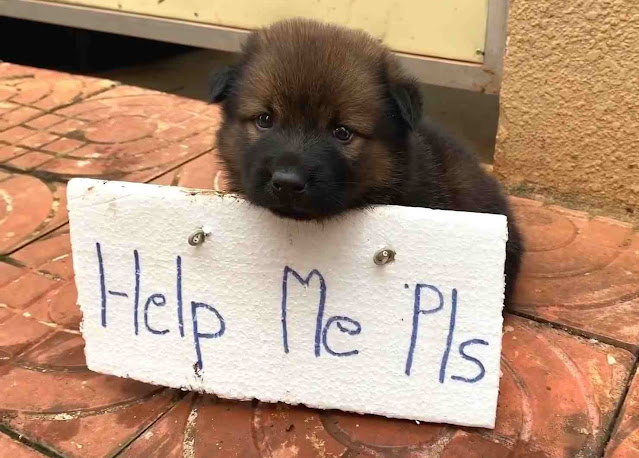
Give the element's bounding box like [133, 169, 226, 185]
[47, 0, 488, 63]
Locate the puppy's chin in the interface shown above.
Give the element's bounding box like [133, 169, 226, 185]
[250, 198, 350, 222]
[268, 206, 317, 221]
[265, 203, 346, 222]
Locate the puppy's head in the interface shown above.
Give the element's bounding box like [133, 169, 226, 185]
[210, 19, 422, 220]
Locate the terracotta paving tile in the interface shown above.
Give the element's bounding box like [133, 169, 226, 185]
[118, 316, 634, 456]
[0, 105, 43, 131]
[0, 62, 219, 187]
[17, 132, 58, 149]
[1, 230, 77, 315]
[0, 87, 15, 102]
[152, 150, 226, 190]
[49, 118, 87, 136]
[606, 369, 639, 457]
[54, 99, 112, 120]
[0, 144, 28, 162]
[0, 101, 17, 115]
[0, 63, 223, 256]
[0, 63, 45, 83]
[24, 113, 66, 130]
[5, 390, 178, 457]
[0, 64, 116, 112]
[87, 84, 160, 99]
[2, 90, 220, 182]
[8, 152, 53, 170]
[0, 340, 163, 412]
[10, 227, 71, 269]
[0, 312, 54, 358]
[0, 174, 68, 255]
[0, 125, 36, 143]
[0, 434, 44, 457]
[41, 137, 84, 154]
[0, 263, 24, 298]
[0, 224, 180, 456]
[509, 197, 639, 351]
[0, 271, 58, 314]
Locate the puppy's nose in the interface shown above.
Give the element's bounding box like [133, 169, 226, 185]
[271, 169, 307, 196]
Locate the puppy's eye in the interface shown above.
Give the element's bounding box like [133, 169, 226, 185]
[333, 126, 353, 143]
[256, 113, 274, 129]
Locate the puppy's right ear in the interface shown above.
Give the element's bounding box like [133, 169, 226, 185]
[207, 65, 236, 103]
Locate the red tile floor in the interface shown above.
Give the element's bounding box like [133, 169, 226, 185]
[0, 62, 638, 457]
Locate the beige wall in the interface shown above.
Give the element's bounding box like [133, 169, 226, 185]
[495, 0, 639, 214]
[49, 0, 488, 63]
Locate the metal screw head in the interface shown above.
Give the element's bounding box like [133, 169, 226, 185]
[374, 248, 396, 265]
[188, 229, 206, 246]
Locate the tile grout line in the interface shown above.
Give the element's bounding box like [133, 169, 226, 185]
[506, 311, 639, 455]
[598, 359, 638, 456]
[0, 80, 121, 135]
[110, 391, 190, 458]
[506, 309, 638, 356]
[0, 423, 63, 457]
[508, 309, 639, 457]
[0, 122, 218, 185]
[0, 390, 175, 457]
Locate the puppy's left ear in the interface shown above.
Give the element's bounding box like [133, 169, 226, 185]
[208, 65, 236, 103]
[389, 79, 423, 130]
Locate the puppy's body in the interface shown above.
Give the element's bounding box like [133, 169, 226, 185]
[210, 19, 522, 301]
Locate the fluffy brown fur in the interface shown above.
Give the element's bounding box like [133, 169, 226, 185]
[209, 18, 522, 302]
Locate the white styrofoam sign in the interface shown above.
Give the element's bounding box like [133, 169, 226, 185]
[68, 178, 508, 428]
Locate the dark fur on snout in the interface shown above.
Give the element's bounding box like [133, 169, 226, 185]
[209, 18, 522, 301]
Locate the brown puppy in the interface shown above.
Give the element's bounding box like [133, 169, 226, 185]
[209, 18, 522, 301]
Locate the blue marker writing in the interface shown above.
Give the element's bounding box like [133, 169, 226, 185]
[144, 293, 170, 335]
[177, 256, 184, 337]
[133, 250, 141, 335]
[322, 316, 361, 357]
[281, 266, 326, 356]
[96, 242, 107, 327]
[191, 301, 225, 370]
[452, 339, 489, 383]
[439, 288, 457, 383]
[405, 284, 445, 376]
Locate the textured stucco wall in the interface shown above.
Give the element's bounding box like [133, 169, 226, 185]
[495, 0, 639, 213]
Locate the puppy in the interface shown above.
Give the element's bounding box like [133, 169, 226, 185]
[209, 18, 522, 302]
